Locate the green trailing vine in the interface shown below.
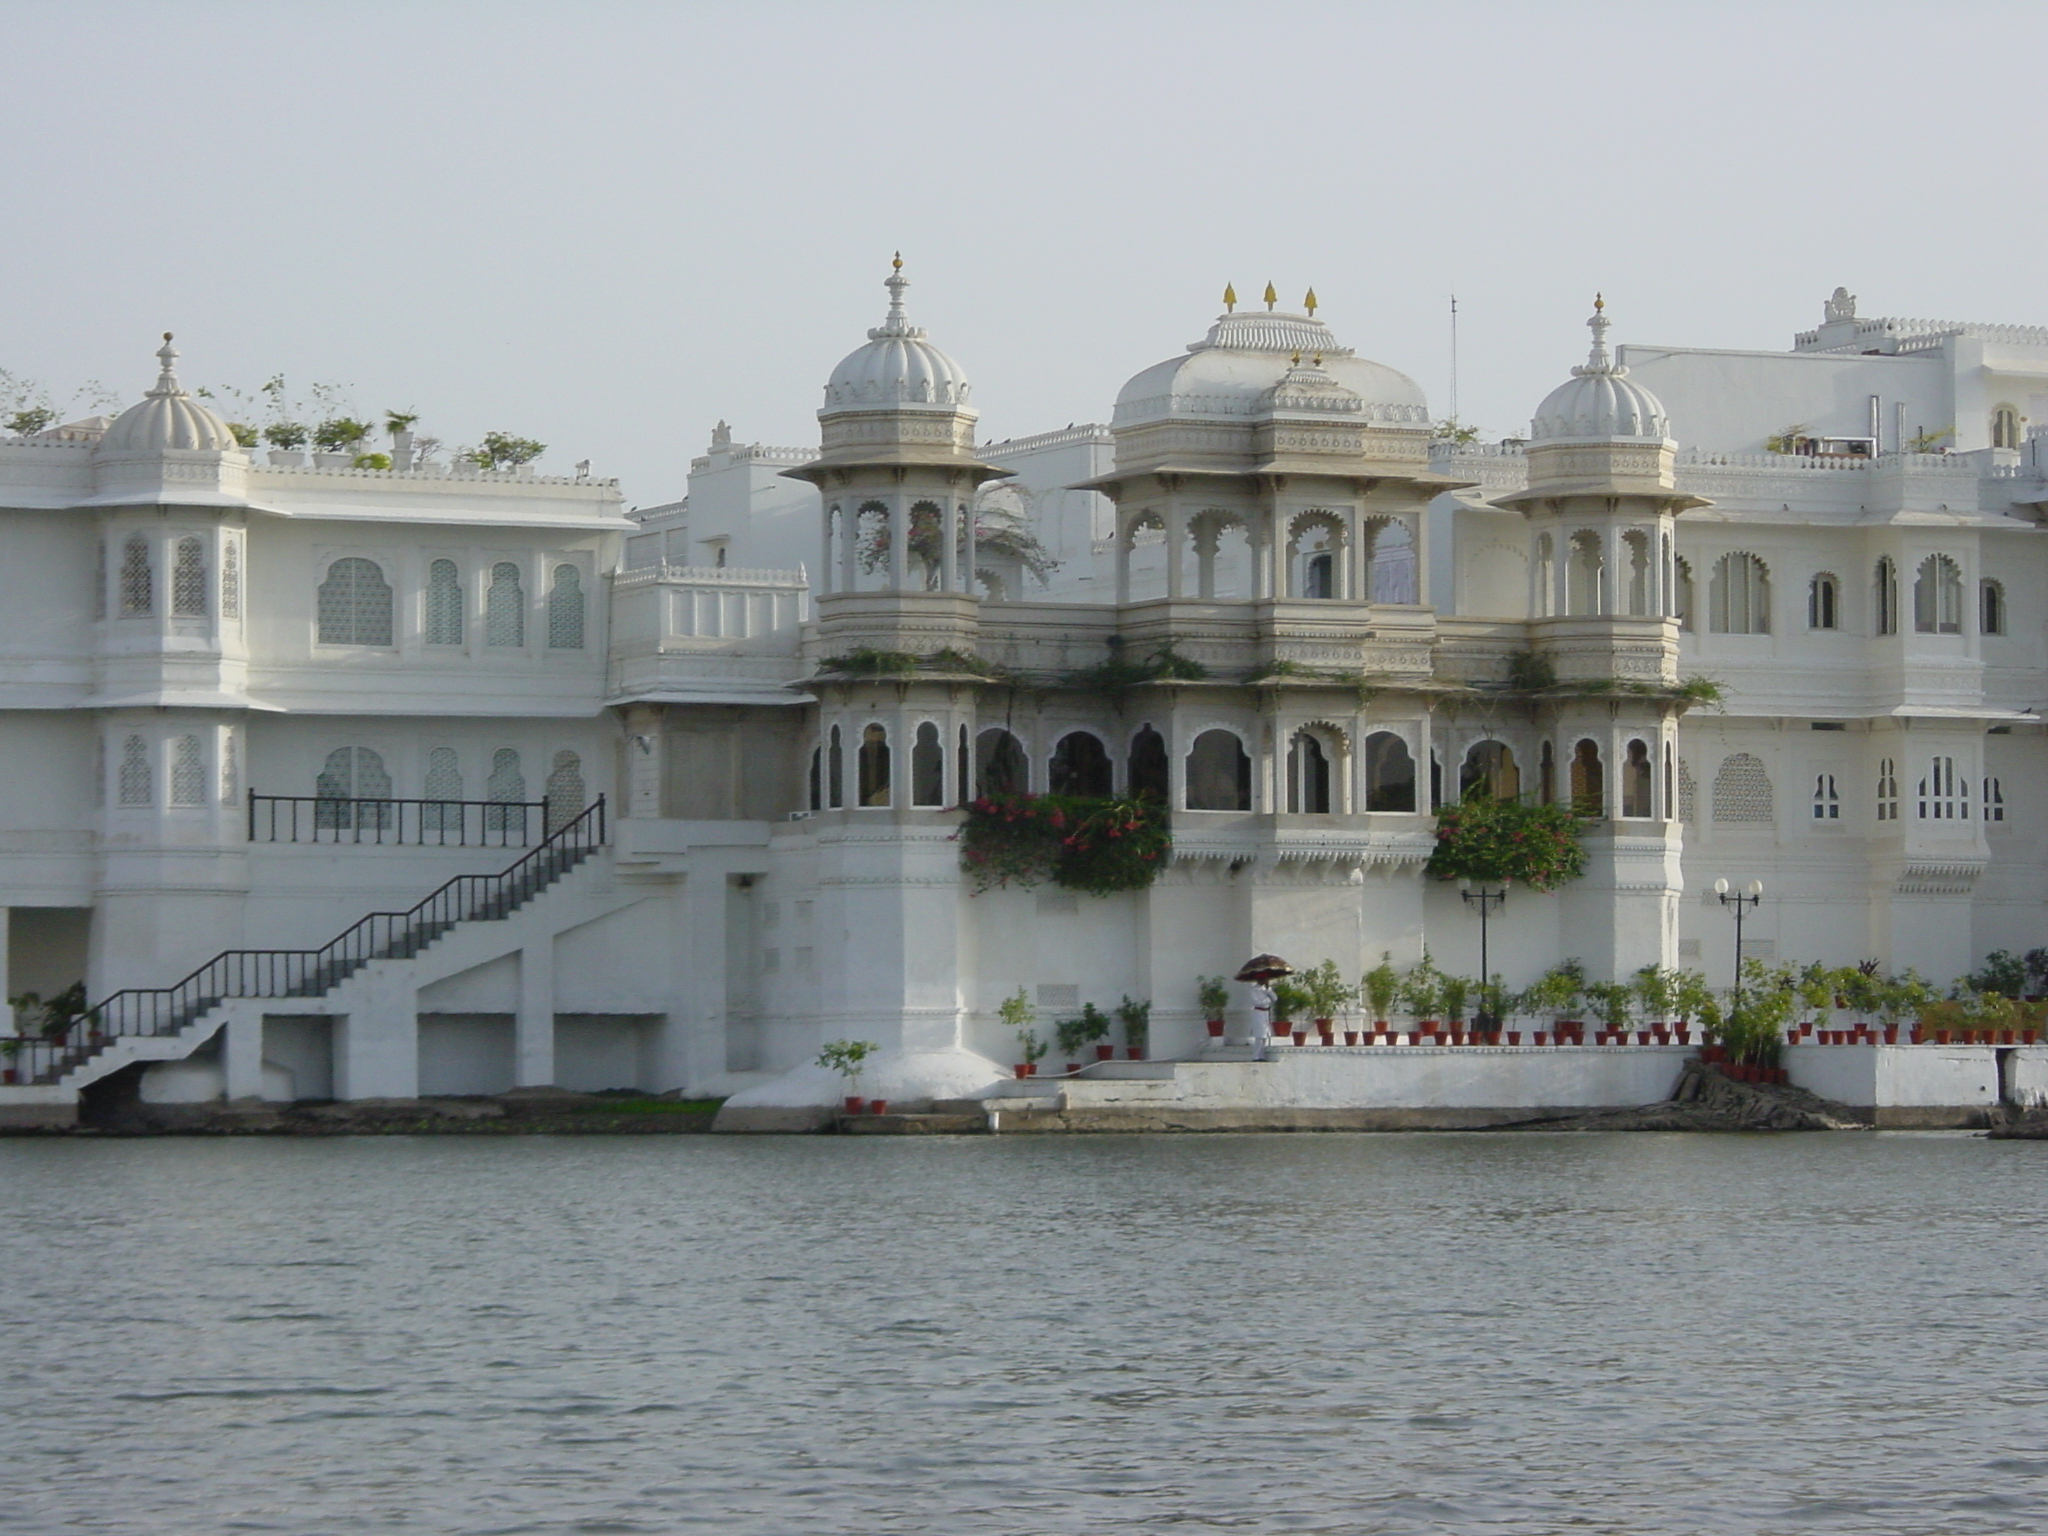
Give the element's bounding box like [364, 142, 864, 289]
[956, 791, 1171, 897]
[1062, 644, 1209, 695]
[1424, 794, 1585, 892]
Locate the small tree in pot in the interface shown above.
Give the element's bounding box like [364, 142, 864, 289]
[1197, 975, 1230, 1038]
[1271, 979, 1311, 1044]
[817, 1038, 878, 1113]
[1361, 953, 1400, 1033]
[1115, 995, 1151, 1059]
[999, 988, 1042, 1077]
[1299, 960, 1353, 1045]
[1440, 973, 1471, 1042]
[1399, 954, 1444, 1038]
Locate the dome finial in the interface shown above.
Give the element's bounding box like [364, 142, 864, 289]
[1582, 294, 1613, 374]
[153, 332, 184, 397]
[1263, 281, 1278, 312]
[1304, 286, 1319, 316]
[1223, 282, 1237, 313]
[878, 254, 912, 336]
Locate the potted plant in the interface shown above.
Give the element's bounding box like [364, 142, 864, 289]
[1299, 960, 1352, 1046]
[1669, 970, 1715, 1048]
[817, 1038, 877, 1114]
[312, 417, 373, 467]
[1584, 980, 1632, 1043]
[1362, 953, 1400, 1037]
[1631, 965, 1676, 1044]
[263, 420, 309, 465]
[1054, 1013, 1092, 1073]
[1115, 995, 1150, 1060]
[1441, 973, 1470, 1045]
[1523, 963, 1582, 1044]
[1197, 975, 1231, 1038]
[1399, 954, 1444, 1042]
[1079, 1001, 1115, 1060]
[1272, 980, 1311, 1046]
[999, 987, 1040, 1077]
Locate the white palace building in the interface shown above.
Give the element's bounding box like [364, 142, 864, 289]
[2, 272, 2045, 1124]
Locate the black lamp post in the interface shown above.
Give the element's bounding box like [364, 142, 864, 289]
[1460, 878, 1507, 1030]
[1714, 877, 1763, 1023]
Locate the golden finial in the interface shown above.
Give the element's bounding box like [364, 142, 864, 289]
[892, 251, 903, 272]
[1223, 282, 1237, 313]
[1263, 281, 1278, 311]
[1291, 352, 1302, 367]
[1593, 291, 1604, 312]
[1311, 353, 1322, 368]
[1304, 287, 1319, 316]
[163, 331, 173, 343]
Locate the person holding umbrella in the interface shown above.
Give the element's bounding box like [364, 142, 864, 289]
[1234, 954, 1294, 1062]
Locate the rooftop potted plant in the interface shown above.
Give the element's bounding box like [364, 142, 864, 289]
[1115, 995, 1150, 1059]
[262, 420, 309, 464]
[1197, 975, 1230, 1039]
[817, 1038, 877, 1114]
[312, 417, 373, 467]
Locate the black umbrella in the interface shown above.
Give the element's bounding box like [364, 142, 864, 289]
[1234, 953, 1294, 983]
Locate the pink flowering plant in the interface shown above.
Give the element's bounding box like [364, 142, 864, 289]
[957, 791, 1171, 897]
[1424, 794, 1584, 892]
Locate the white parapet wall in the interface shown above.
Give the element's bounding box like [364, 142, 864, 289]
[1785, 1044, 2047, 1125]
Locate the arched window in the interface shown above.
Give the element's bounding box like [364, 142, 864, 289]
[911, 722, 945, 807]
[118, 734, 152, 805]
[1673, 557, 1694, 631]
[170, 734, 206, 806]
[172, 536, 206, 617]
[486, 748, 527, 836]
[1877, 758, 1898, 821]
[1874, 558, 1899, 636]
[1916, 756, 1967, 820]
[1621, 739, 1653, 818]
[1567, 531, 1602, 616]
[316, 746, 393, 830]
[1981, 580, 2006, 636]
[317, 557, 393, 646]
[1569, 740, 1604, 817]
[1459, 740, 1520, 801]
[120, 535, 153, 616]
[545, 750, 585, 832]
[1992, 404, 2023, 450]
[808, 746, 823, 811]
[1709, 553, 1770, 634]
[1364, 731, 1416, 812]
[1811, 773, 1840, 821]
[1186, 729, 1251, 811]
[426, 559, 464, 645]
[1711, 753, 1773, 824]
[1539, 739, 1556, 805]
[424, 746, 464, 833]
[220, 538, 240, 621]
[547, 564, 585, 649]
[976, 728, 1026, 797]
[485, 561, 525, 647]
[1807, 573, 1838, 631]
[827, 725, 845, 808]
[1623, 530, 1650, 616]
[1303, 551, 1335, 600]
[857, 724, 891, 807]
[856, 502, 889, 583]
[1287, 730, 1332, 814]
[1664, 742, 1675, 819]
[1127, 726, 1169, 802]
[1430, 749, 1442, 810]
[957, 725, 971, 805]
[1533, 532, 1555, 618]
[1913, 555, 1962, 634]
[1049, 731, 1112, 797]
[1985, 777, 2006, 823]
[1369, 520, 1417, 603]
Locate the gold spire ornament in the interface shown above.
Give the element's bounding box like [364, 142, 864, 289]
[892, 251, 904, 271]
[1304, 287, 1319, 316]
[1594, 291, 1604, 311]
[1223, 282, 1237, 313]
[1291, 352, 1302, 367]
[1263, 281, 1278, 311]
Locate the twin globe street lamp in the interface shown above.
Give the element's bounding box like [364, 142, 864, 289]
[1459, 878, 1507, 1029]
[1714, 877, 1764, 1025]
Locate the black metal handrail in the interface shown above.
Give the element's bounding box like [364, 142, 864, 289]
[31, 796, 609, 1087]
[248, 792, 552, 847]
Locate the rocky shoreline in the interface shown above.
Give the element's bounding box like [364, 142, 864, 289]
[24, 1087, 723, 1137]
[1488, 1060, 1873, 1133]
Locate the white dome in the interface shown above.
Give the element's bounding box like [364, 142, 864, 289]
[821, 262, 972, 415]
[98, 335, 239, 454]
[1529, 301, 1670, 444]
[1113, 303, 1428, 428]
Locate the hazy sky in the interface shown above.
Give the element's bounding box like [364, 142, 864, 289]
[2, 0, 2040, 502]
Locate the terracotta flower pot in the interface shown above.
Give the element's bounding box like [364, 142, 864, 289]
[2024, 1031, 2039, 1045]
[1507, 1031, 1522, 1046]
[1068, 1061, 1084, 1075]
[1206, 1019, 1226, 1037]
[1935, 1030, 1952, 1045]
[1343, 1031, 1360, 1047]
[2001, 1030, 2017, 1045]
[1015, 1064, 1032, 1079]
[1126, 1047, 1144, 1060]
[1637, 1030, 1652, 1046]
[1787, 1029, 1801, 1045]
[844, 1096, 864, 1114]
[1533, 1032, 1548, 1046]
[868, 1099, 888, 1115]
[0, 1068, 14, 1085]
[1407, 1030, 1424, 1044]
[1676, 1030, 1691, 1045]
[1291, 1030, 1307, 1047]
[1095, 1044, 1115, 1061]
[1882, 1027, 1898, 1044]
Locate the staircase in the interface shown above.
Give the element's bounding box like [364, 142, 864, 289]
[11, 797, 607, 1089]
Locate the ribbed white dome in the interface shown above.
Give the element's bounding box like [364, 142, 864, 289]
[1529, 301, 1670, 444]
[1113, 304, 1427, 428]
[821, 263, 972, 415]
[98, 335, 239, 454]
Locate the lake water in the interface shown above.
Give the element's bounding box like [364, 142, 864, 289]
[3, 1132, 2046, 1535]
